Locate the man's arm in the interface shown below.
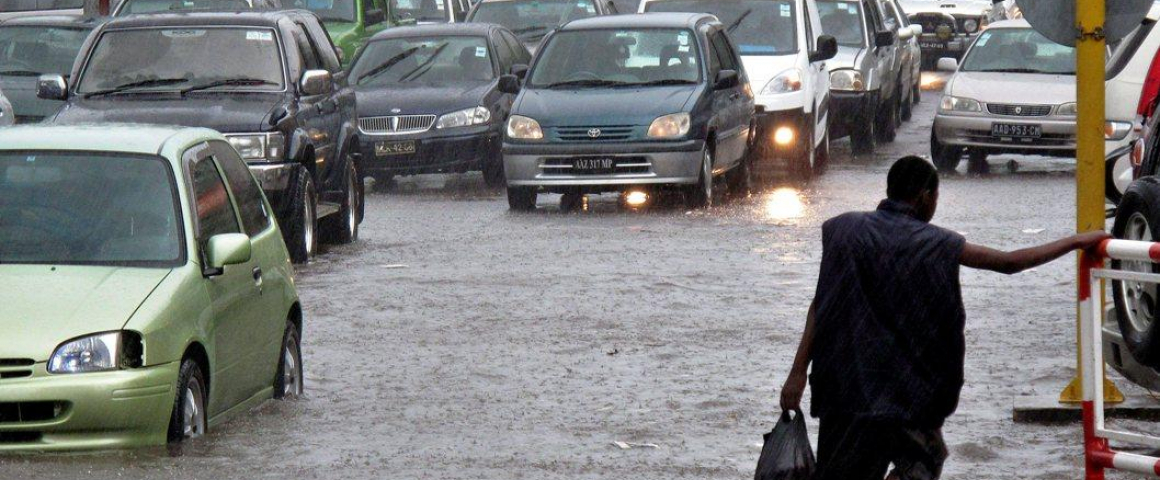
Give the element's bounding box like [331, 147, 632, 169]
[780, 299, 816, 411]
[960, 231, 1111, 275]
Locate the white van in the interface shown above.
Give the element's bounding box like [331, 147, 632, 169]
[639, 0, 836, 180]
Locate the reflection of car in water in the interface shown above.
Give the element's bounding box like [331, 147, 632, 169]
[465, 0, 618, 52]
[0, 0, 83, 20]
[899, 0, 993, 67]
[0, 14, 96, 123]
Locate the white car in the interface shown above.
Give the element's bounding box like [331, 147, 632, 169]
[1104, 4, 1160, 201]
[0, 88, 13, 127]
[639, 0, 837, 180]
[0, 0, 84, 20]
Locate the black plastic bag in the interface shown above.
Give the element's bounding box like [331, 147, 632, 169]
[754, 409, 815, 480]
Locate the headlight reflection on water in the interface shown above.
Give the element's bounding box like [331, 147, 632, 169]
[763, 187, 805, 221]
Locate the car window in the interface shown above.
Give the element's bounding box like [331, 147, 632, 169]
[644, 0, 798, 55]
[211, 141, 271, 237]
[189, 152, 241, 246]
[0, 25, 90, 77]
[890, 0, 909, 26]
[491, 31, 514, 72]
[1108, 19, 1156, 80]
[351, 35, 496, 84]
[390, 0, 448, 22]
[0, 0, 83, 12]
[817, 0, 865, 47]
[803, 3, 815, 51]
[118, 0, 253, 15]
[469, 0, 597, 43]
[960, 27, 1076, 75]
[500, 30, 529, 63]
[879, 0, 899, 30]
[529, 28, 701, 87]
[710, 31, 738, 71]
[283, 0, 358, 23]
[296, 20, 340, 71]
[292, 26, 323, 71]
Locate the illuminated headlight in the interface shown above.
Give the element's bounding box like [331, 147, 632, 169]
[939, 95, 981, 113]
[1057, 102, 1078, 116]
[436, 106, 491, 129]
[761, 68, 803, 95]
[829, 69, 864, 92]
[647, 113, 691, 138]
[963, 19, 978, 33]
[506, 115, 543, 140]
[1106, 121, 1132, 140]
[226, 133, 286, 162]
[48, 332, 120, 374]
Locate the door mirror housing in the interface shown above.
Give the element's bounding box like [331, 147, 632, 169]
[898, 26, 914, 40]
[37, 74, 67, 101]
[909, 24, 924, 36]
[874, 30, 895, 47]
[714, 69, 739, 90]
[510, 63, 529, 79]
[936, 57, 959, 72]
[300, 69, 333, 96]
[810, 35, 838, 62]
[498, 74, 521, 94]
[205, 233, 252, 272]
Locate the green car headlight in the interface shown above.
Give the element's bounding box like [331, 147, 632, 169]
[48, 331, 143, 374]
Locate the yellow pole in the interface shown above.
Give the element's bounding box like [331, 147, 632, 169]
[1059, 0, 1125, 404]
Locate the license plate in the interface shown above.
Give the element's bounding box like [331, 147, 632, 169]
[991, 123, 1042, 138]
[375, 141, 416, 156]
[572, 157, 615, 174]
[919, 41, 946, 49]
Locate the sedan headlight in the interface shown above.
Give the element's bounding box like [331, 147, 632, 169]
[963, 19, 979, 33]
[1057, 102, 1077, 116]
[436, 106, 492, 129]
[829, 69, 864, 92]
[761, 68, 803, 95]
[1106, 121, 1132, 140]
[507, 115, 544, 140]
[939, 95, 982, 113]
[647, 113, 691, 138]
[48, 332, 121, 374]
[226, 132, 286, 162]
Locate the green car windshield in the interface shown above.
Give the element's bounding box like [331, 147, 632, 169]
[529, 28, 701, 88]
[0, 152, 183, 267]
[0, 26, 91, 77]
[283, 0, 358, 23]
[351, 36, 495, 85]
[470, 0, 598, 42]
[644, 0, 798, 55]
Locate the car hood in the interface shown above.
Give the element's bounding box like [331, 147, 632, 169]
[355, 81, 493, 116]
[50, 93, 284, 133]
[0, 75, 64, 121]
[948, 71, 1075, 105]
[0, 265, 171, 361]
[741, 54, 800, 85]
[827, 45, 864, 71]
[514, 85, 699, 127]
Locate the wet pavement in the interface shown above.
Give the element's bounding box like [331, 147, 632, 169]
[2, 89, 1142, 479]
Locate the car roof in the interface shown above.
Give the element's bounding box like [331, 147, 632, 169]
[985, 18, 1031, 29]
[369, 22, 497, 41]
[0, 14, 101, 28]
[98, 10, 299, 29]
[0, 124, 219, 157]
[562, 12, 713, 30]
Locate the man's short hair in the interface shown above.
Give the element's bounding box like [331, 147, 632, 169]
[887, 156, 939, 202]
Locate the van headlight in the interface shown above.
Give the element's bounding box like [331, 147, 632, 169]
[761, 68, 803, 95]
[437, 106, 492, 129]
[829, 69, 864, 92]
[226, 133, 286, 162]
[506, 115, 544, 139]
[647, 113, 691, 138]
[48, 332, 121, 374]
[939, 95, 982, 113]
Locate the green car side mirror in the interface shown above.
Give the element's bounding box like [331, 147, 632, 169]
[205, 233, 252, 272]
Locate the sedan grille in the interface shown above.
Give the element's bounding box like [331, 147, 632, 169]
[552, 125, 638, 142]
[986, 104, 1053, 117]
[358, 115, 437, 135]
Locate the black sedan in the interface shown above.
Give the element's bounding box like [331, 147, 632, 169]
[348, 23, 530, 187]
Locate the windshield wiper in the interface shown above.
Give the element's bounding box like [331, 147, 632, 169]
[399, 43, 450, 82]
[0, 69, 41, 77]
[83, 77, 190, 98]
[180, 78, 279, 95]
[622, 79, 699, 87]
[357, 47, 422, 85]
[726, 9, 753, 34]
[543, 79, 630, 89]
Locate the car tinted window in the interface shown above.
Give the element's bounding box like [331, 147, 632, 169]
[211, 142, 270, 237]
[469, 0, 597, 43]
[879, 0, 900, 29]
[391, 0, 449, 22]
[298, 16, 343, 70]
[0, 26, 90, 77]
[500, 29, 529, 63]
[283, 0, 357, 22]
[644, 0, 798, 55]
[0, 151, 182, 266]
[351, 35, 495, 84]
[530, 28, 701, 87]
[491, 31, 514, 71]
[710, 31, 739, 71]
[293, 27, 323, 71]
[78, 27, 285, 93]
[119, 0, 252, 14]
[817, 0, 865, 46]
[189, 153, 241, 247]
[960, 27, 1076, 75]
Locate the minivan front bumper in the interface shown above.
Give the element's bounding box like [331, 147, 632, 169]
[503, 140, 705, 190]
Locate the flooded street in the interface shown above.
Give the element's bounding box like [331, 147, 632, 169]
[2, 90, 1136, 479]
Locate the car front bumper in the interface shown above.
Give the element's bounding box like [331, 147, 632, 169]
[934, 113, 1076, 154]
[752, 108, 810, 165]
[357, 125, 500, 177]
[503, 140, 705, 191]
[0, 361, 179, 451]
[828, 90, 876, 138]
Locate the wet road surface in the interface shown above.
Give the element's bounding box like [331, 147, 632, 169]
[3, 89, 1143, 479]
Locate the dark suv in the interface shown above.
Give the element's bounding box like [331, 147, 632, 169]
[41, 11, 363, 263]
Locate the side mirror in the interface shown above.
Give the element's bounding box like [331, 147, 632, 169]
[714, 69, 739, 90]
[909, 24, 923, 36]
[898, 26, 914, 40]
[510, 63, 529, 79]
[204, 233, 252, 271]
[936, 57, 959, 72]
[874, 30, 895, 47]
[300, 69, 333, 96]
[810, 35, 838, 62]
[498, 74, 521, 94]
[37, 74, 67, 101]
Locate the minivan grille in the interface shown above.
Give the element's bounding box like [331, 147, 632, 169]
[987, 104, 1053, 117]
[552, 125, 637, 142]
[358, 115, 436, 135]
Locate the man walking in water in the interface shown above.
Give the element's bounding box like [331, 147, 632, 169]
[779, 156, 1110, 480]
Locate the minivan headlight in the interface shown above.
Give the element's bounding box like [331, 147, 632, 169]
[1057, 102, 1078, 116]
[761, 68, 803, 95]
[829, 69, 864, 92]
[647, 113, 691, 138]
[437, 106, 492, 129]
[48, 332, 120, 374]
[939, 95, 982, 113]
[226, 132, 286, 162]
[507, 115, 544, 139]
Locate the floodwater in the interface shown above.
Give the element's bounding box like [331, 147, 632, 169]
[2, 90, 1143, 479]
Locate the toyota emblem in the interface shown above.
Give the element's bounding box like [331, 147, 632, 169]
[390, 108, 402, 114]
[1015, 106, 1023, 114]
[588, 128, 602, 138]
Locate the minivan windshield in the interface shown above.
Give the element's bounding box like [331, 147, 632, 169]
[960, 27, 1076, 75]
[117, 0, 254, 15]
[470, 0, 597, 43]
[0, 26, 91, 77]
[817, 0, 865, 47]
[283, 0, 357, 23]
[529, 28, 701, 88]
[643, 0, 798, 55]
[77, 27, 285, 95]
[351, 35, 495, 85]
[391, 0, 450, 22]
[0, 152, 183, 267]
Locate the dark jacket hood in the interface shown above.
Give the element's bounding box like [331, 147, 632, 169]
[50, 92, 285, 133]
[354, 81, 494, 116]
[513, 85, 699, 127]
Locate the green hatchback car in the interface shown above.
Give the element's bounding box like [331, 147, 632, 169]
[283, 0, 409, 64]
[0, 125, 304, 450]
